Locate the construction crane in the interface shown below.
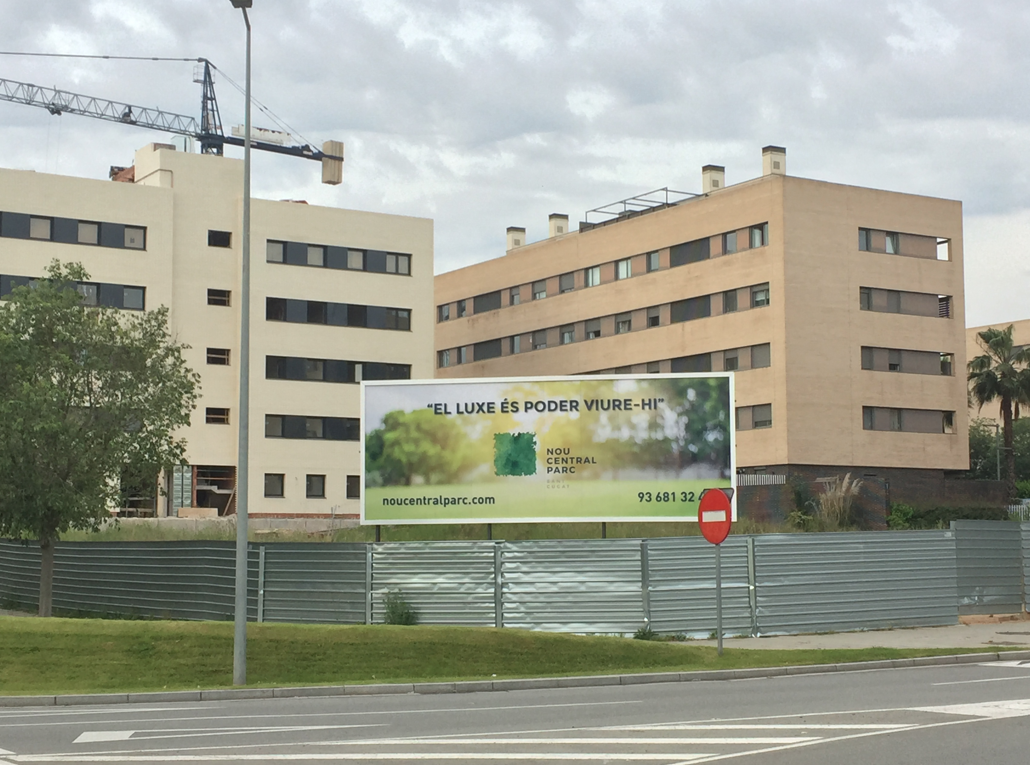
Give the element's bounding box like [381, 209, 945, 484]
[0, 58, 343, 184]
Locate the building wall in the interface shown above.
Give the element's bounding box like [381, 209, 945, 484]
[435, 160, 967, 478]
[0, 144, 434, 517]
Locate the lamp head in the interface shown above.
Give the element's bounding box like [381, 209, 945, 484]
[230, 1, 253, 8]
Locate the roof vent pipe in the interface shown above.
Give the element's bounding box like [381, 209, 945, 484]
[702, 165, 725, 193]
[506, 226, 526, 251]
[762, 145, 786, 176]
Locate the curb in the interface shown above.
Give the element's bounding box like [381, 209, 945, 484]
[3, 650, 1029, 708]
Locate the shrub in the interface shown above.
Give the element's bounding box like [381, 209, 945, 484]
[1016, 480, 1030, 499]
[381, 590, 419, 625]
[787, 476, 817, 530]
[816, 473, 862, 530]
[904, 506, 1011, 529]
[633, 624, 659, 641]
[887, 503, 916, 530]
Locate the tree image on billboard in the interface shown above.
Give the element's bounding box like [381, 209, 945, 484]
[362, 375, 735, 524]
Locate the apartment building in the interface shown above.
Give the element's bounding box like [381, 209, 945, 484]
[435, 147, 968, 497]
[966, 317, 1030, 423]
[0, 143, 434, 517]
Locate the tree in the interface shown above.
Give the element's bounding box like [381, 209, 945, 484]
[0, 262, 199, 616]
[366, 408, 476, 486]
[966, 417, 1030, 483]
[968, 325, 1030, 498]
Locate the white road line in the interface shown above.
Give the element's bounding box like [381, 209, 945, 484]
[11, 754, 715, 762]
[933, 676, 1030, 686]
[0, 708, 212, 721]
[343, 736, 818, 745]
[910, 699, 1030, 718]
[73, 724, 382, 744]
[0, 699, 640, 729]
[601, 724, 912, 731]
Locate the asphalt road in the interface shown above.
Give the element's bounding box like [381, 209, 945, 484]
[2, 660, 1030, 763]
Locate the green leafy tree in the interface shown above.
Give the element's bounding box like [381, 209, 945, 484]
[0, 262, 199, 616]
[967, 417, 1030, 483]
[366, 408, 475, 486]
[968, 325, 1030, 497]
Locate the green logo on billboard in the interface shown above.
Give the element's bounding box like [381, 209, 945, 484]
[493, 432, 537, 476]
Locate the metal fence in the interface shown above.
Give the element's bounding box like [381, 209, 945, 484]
[2, 522, 1028, 636]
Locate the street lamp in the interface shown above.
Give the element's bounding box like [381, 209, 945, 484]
[229, 0, 253, 688]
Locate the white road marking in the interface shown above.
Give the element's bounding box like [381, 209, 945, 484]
[0, 708, 212, 721]
[910, 699, 1030, 718]
[8, 754, 715, 762]
[0, 699, 640, 729]
[602, 724, 913, 730]
[73, 724, 382, 744]
[980, 661, 1030, 667]
[347, 736, 818, 745]
[933, 676, 1030, 686]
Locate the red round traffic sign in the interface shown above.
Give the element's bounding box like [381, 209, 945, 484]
[698, 489, 732, 545]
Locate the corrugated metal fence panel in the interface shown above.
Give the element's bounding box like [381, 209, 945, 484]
[0, 540, 42, 610]
[646, 537, 752, 637]
[261, 543, 367, 624]
[1023, 523, 1030, 611]
[755, 531, 958, 635]
[49, 542, 259, 621]
[501, 539, 644, 634]
[371, 542, 496, 626]
[951, 520, 1024, 615]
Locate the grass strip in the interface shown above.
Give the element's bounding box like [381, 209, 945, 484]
[0, 618, 998, 696]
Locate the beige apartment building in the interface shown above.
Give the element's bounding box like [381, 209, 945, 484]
[436, 147, 968, 499]
[0, 143, 434, 517]
[966, 318, 1030, 423]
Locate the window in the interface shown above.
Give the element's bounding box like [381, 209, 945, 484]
[940, 353, 953, 376]
[264, 473, 285, 498]
[122, 286, 145, 311]
[387, 308, 410, 331]
[862, 406, 875, 430]
[672, 353, 712, 373]
[723, 349, 739, 371]
[307, 301, 327, 324]
[346, 475, 360, 499]
[751, 343, 771, 368]
[458, 346, 467, 364]
[457, 299, 467, 318]
[29, 217, 51, 240]
[208, 230, 232, 248]
[671, 295, 711, 323]
[753, 404, 772, 429]
[858, 228, 871, 252]
[206, 407, 230, 425]
[888, 349, 902, 372]
[938, 295, 951, 318]
[510, 335, 521, 354]
[208, 289, 231, 306]
[532, 330, 547, 350]
[207, 348, 231, 365]
[438, 349, 451, 368]
[861, 347, 874, 370]
[723, 290, 738, 313]
[305, 417, 324, 439]
[559, 273, 575, 294]
[304, 359, 324, 380]
[265, 415, 284, 437]
[860, 287, 872, 310]
[532, 280, 546, 300]
[646, 361, 660, 374]
[266, 297, 287, 321]
[943, 411, 955, 434]
[889, 408, 903, 431]
[646, 251, 660, 272]
[306, 474, 326, 499]
[616, 258, 632, 280]
[586, 319, 601, 340]
[647, 307, 660, 328]
[615, 313, 631, 334]
[585, 266, 600, 287]
[510, 287, 521, 305]
[473, 291, 502, 313]
[347, 250, 364, 270]
[78, 222, 99, 245]
[386, 253, 411, 274]
[937, 239, 950, 261]
[723, 231, 737, 255]
[750, 223, 768, 248]
[266, 241, 284, 262]
[560, 325, 575, 345]
[885, 232, 900, 255]
[307, 245, 325, 267]
[438, 304, 450, 322]
[124, 226, 145, 249]
[751, 284, 770, 307]
[76, 283, 98, 306]
[474, 339, 502, 361]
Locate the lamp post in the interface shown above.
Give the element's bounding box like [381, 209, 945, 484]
[229, 0, 253, 688]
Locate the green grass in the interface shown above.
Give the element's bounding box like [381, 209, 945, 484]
[0, 617, 993, 696]
[366, 479, 730, 522]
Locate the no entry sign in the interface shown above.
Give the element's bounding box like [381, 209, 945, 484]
[698, 489, 732, 545]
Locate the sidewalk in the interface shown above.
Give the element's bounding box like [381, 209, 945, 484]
[693, 618, 1030, 651]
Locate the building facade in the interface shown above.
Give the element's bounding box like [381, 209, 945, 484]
[435, 147, 968, 494]
[0, 143, 434, 517]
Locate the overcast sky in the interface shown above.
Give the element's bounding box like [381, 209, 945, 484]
[1, 0, 1026, 326]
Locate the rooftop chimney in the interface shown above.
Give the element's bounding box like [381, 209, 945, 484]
[702, 164, 725, 193]
[762, 146, 786, 176]
[548, 213, 569, 238]
[507, 226, 526, 251]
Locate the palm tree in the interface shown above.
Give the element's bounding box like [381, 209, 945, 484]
[968, 325, 1030, 497]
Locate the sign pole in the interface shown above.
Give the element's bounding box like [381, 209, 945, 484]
[715, 542, 723, 656]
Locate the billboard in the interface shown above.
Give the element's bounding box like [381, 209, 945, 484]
[361, 374, 734, 524]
